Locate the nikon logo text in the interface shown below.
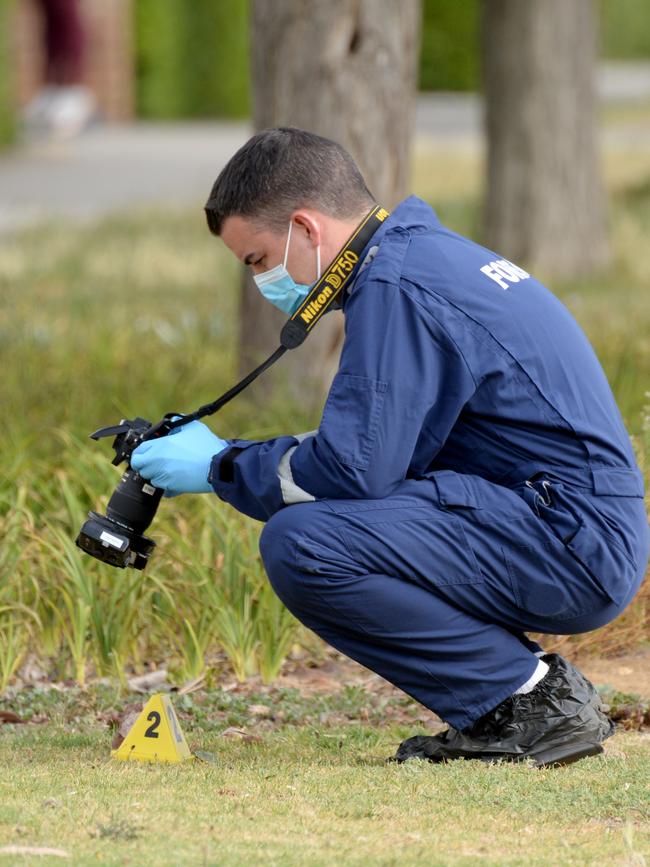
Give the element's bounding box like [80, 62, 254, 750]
[299, 250, 359, 324]
[300, 285, 334, 323]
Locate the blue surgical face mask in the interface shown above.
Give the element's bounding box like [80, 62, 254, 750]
[253, 220, 321, 315]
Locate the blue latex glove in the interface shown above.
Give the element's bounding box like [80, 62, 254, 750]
[130, 419, 229, 498]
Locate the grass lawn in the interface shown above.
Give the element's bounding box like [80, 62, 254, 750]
[0, 685, 649, 867]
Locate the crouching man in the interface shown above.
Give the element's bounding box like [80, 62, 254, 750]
[131, 127, 650, 768]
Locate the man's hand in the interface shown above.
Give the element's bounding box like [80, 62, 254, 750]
[130, 419, 229, 498]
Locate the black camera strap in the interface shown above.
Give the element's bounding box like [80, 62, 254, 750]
[160, 205, 389, 435]
[280, 205, 389, 349]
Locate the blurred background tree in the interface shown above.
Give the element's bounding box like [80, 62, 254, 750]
[241, 0, 422, 406]
[482, 0, 610, 279]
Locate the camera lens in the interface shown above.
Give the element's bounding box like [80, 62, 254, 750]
[106, 468, 163, 534]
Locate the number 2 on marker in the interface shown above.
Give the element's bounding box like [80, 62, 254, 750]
[144, 710, 161, 738]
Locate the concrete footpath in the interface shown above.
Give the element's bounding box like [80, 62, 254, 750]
[1, 62, 649, 236]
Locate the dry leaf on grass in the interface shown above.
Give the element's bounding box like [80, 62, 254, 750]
[220, 727, 263, 743]
[193, 750, 217, 763]
[103, 702, 144, 750]
[247, 704, 272, 717]
[175, 673, 206, 695]
[16, 655, 49, 686]
[0, 710, 28, 725]
[221, 681, 242, 693]
[127, 669, 169, 693]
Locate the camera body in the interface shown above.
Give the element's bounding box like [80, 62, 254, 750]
[75, 416, 170, 570]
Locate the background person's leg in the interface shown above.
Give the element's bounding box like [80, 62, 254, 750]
[26, 0, 96, 140]
[38, 0, 85, 85]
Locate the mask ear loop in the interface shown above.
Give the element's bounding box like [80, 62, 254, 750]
[284, 219, 321, 281]
[283, 220, 293, 269]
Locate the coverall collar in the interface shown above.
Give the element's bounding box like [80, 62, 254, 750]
[334, 195, 442, 311]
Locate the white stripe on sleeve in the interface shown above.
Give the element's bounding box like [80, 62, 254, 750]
[277, 430, 318, 505]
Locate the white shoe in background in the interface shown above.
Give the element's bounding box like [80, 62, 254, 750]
[22, 85, 60, 130]
[22, 84, 98, 142]
[46, 85, 98, 140]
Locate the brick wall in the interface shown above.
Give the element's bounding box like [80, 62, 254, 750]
[11, 0, 134, 122]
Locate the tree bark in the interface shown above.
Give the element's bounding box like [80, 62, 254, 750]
[241, 0, 421, 410]
[482, 0, 610, 279]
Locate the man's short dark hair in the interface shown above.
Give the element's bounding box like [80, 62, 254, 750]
[204, 127, 376, 236]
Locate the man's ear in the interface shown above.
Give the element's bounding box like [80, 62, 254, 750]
[291, 211, 321, 247]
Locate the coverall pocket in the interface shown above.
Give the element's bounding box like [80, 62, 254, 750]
[562, 519, 639, 606]
[431, 470, 534, 524]
[534, 473, 645, 607]
[502, 539, 612, 620]
[432, 471, 483, 509]
[319, 373, 388, 470]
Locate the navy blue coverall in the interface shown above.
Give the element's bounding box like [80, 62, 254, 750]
[208, 195, 650, 730]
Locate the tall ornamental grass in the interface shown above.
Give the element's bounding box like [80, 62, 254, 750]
[0, 208, 310, 691]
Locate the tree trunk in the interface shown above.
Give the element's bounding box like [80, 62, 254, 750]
[241, 0, 421, 410]
[482, 0, 610, 279]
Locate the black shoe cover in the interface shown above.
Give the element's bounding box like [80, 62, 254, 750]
[390, 653, 616, 768]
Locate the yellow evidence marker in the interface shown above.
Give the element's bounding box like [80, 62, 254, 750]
[111, 693, 195, 763]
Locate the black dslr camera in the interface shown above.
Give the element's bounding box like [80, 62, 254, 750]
[73, 205, 384, 571]
[75, 415, 177, 570]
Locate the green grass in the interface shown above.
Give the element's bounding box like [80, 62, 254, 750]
[0, 714, 648, 866]
[0, 206, 318, 688]
[0, 683, 649, 865]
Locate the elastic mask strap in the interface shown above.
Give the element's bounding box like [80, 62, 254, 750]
[283, 220, 293, 269]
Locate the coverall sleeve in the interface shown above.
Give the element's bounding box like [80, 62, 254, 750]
[208, 275, 478, 521]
